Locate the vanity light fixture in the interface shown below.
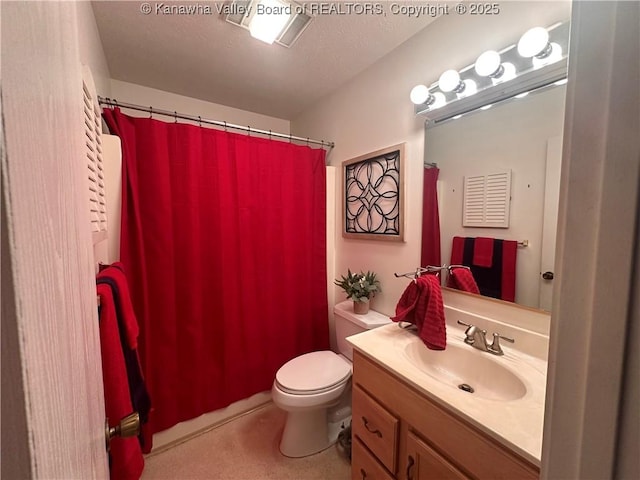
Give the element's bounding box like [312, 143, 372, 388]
[411, 20, 570, 126]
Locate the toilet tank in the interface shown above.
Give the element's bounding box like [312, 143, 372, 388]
[333, 301, 391, 361]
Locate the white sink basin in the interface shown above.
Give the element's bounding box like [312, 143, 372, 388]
[403, 342, 527, 401]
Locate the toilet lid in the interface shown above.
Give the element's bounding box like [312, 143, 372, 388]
[276, 351, 351, 394]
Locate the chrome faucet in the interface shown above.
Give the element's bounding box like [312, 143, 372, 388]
[457, 321, 514, 356]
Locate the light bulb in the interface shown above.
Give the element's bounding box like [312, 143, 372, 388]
[439, 70, 462, 93]
[518, 27, 550, 58]
[492, 62, 516, 85]
[533, 43, 563, 69]
[475, 50, 502, 77]
[458, 79, 477, 98]
[410, 85, 430, 105]
[430, 92, 447, 110]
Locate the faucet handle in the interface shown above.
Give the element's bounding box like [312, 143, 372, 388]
[488, 333, 515, 355]
[457, 320, 473, 328]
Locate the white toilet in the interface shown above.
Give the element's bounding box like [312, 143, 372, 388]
[271, 301, 390, 457]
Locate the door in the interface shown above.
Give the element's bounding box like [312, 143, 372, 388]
[2, 2, 109, 478]
[539, 135, 562, 311]
[405, 431, 468, 480]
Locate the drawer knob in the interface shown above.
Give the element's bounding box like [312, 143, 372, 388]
[362, 416, 383, 438]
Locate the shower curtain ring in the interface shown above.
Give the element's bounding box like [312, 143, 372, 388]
[174, 111, 177, 123]
[149, 107, 153, 119]
[269, 130, 272, 140]
[224, 121, 227, 132]
[306, 137, 310, 146]
[247, 126, 251, 137]
[198, 116, 202, 127]
[289, 134, 292, 143]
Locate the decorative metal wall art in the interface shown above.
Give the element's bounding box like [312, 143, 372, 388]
[342, 144, 405, 241]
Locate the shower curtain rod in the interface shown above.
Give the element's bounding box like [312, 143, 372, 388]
[98, 96, 335, 149]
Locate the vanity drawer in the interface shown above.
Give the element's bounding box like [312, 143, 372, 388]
[353, 385, 399, 474]
[352, 437, 395, 480]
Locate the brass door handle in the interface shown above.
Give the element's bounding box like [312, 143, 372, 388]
[105, 412, 140, 452]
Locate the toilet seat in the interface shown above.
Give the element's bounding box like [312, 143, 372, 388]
[275, 351, 351, 395]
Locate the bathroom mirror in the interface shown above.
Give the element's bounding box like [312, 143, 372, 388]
[424, 83, 567, 311]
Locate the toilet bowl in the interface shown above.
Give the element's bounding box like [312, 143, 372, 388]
[271, 350, 352, 457]
[271, 302, 391, 458]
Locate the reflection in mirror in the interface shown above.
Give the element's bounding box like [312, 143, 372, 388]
[424, 83, 567, 311]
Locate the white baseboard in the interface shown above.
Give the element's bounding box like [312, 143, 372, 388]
[149, 391, 272, 455]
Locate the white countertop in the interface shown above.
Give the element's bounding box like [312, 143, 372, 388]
[347, 322, 547, 466]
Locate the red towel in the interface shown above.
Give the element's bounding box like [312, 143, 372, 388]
[98, 284, 144, 480]
[98, 262, 139, 349]
[448, 268, 480, 294]
[391, 275, 446, 350]
[501, 240, 518, 302]
[450, 236, 465, 265]
[473, 237, 494, 267]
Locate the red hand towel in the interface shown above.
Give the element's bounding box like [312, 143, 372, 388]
[98, 284, 144, 480]
[450, 236, 465, 265]
[391, 275, 446, 350]
[501, 240, 518, 302]
[473, 237, 494, 267]
[449, 268, 480, 294]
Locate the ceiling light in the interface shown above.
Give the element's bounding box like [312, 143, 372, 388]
[410, 85, 430, 105]
[439, 70, 465, 93]
[518, 27, 551, 58]
[249, 0, 292, 45]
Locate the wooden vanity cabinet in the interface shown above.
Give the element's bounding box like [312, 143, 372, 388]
[351, 351, 539, 480]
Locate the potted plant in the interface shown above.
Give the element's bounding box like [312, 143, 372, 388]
[334, 269, 381, 314]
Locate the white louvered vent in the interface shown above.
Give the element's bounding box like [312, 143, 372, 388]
[82, 68, 107, 235]
[463, 171, 511, 228]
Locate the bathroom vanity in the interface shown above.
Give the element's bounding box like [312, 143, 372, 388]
[347, 311, 548, 480]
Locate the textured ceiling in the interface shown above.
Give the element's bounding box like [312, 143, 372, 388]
[92, 1, 437, 119]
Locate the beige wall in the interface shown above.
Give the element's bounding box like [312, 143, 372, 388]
[77, 1, 111, 96]
[292, 1, 571, 317]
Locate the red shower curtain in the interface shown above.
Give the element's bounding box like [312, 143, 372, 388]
[421, 167, 441, 268]
[103, 108, 329, 448]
